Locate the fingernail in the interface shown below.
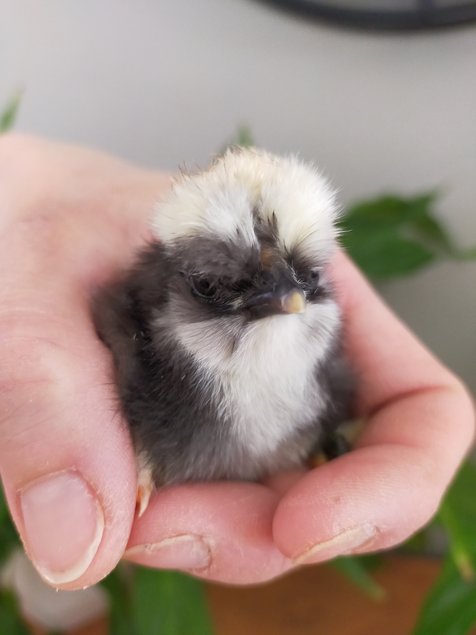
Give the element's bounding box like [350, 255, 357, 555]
[125, 534, 212, 572]
[293, 524, 377, 565]
[20, 470, 104, 585]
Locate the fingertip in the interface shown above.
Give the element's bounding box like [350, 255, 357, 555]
[125, 482, 291, 584]
[272, 446, 443, 565]
[0, 338, 138, 590]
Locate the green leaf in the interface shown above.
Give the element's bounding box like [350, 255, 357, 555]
[0, 488, 21, 566]
[412, 463, 476, 634]
[340, 228, 435, 279]
[0, 91, 22, 133]
[101, 566, 136, 635]
[0, 589, 30, 635]
[410, 212, 456, 255]
[412, 556, 476, 635]
[131, 568, 214, 635]
[102, 565, 215, 635]
[343, 194, 437, 231]
[332, 556, 386, 601]
[341, 194, 440, 279]
[438, 462, 476, 581]
[0, 493, 27, 633]
[219, 125, 254, 155]
[233, 125, 254, 148]
[341, 192, 476, 279]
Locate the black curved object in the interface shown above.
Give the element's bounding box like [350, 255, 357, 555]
[256, 0, 476, 31]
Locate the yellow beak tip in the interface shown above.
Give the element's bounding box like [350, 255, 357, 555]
[283, 291, 306, 314]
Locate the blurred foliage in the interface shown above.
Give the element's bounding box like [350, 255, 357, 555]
[0, 590, 30, 635]
[340, 193, 476, 278]
[0, 493, 30, 634]
[102, 566, 214, 635]
[413, 557, 476, 635]
[332, 555, 386, 601]
[0, 90, 22, 133]
[0, 488, 21, 565]
[412, 463, 476, 635]
[0, 118, 474, 634]
[439, 461, 476, 582]
[219, 124, 254, 155]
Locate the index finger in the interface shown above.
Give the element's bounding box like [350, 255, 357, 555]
[272, 252, 474, 563]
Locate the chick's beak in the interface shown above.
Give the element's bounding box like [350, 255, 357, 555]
[282, 289, 306, 314]
[245, 286, 306, 319]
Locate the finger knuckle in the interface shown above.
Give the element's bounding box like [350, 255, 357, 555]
[0, 334, 67, 438]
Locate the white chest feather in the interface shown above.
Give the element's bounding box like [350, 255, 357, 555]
[165, 301, 340, 456]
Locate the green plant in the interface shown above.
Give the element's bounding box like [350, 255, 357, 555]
[102, 566, 213, 635]
[341, 192, 476, 278]
[0, 496, 30, 634]
[412, 461, 476, 635]
[0, 90, 22, 133]
[0, 111, 475, 634]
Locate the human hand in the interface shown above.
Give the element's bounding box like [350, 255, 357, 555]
[0, 133, 169, 588]
[0, 135, 473, 590]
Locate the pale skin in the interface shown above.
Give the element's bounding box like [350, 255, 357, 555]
[0, 134, 474, 590]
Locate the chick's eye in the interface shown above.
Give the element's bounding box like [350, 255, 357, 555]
[308, 269, 319, 283]
[303, 269, 320, 288]
[189, 275, 217, 299]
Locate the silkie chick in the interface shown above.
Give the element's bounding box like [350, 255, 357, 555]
[93, 148, 352, 513]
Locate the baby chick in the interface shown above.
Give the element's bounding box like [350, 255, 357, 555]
[94, 148, 352, 513]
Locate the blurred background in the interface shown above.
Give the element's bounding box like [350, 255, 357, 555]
[1, 0, 475, 392]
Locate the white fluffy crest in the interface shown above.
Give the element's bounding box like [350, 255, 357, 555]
[152, 148, 340, 260]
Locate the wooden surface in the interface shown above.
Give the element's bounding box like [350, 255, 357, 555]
[36, 556, 449, 635]
[208, 556, 441, 635]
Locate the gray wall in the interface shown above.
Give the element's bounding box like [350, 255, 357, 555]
[1, 0, 475, 391]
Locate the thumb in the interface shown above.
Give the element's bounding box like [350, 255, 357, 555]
[0, 306, 137, 589]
